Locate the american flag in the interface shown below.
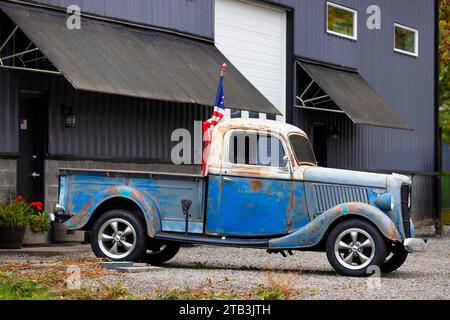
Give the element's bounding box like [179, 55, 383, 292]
[202, 64, 227, 175]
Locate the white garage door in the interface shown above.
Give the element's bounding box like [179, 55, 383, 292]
[215, 0, 287, 121]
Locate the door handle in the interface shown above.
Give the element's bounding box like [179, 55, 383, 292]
[31, 172, 41, 178]
[223, 177, 233, 182]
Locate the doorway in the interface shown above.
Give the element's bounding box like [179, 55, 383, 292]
[17, 94, 47, 203]
[312, 124, 328, 167]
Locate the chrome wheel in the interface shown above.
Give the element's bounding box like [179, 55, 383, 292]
[334, 228, 375, 270]
[98, 218, 137, 260]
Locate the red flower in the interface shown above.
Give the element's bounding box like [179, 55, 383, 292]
[16, 196, 24, 201]
[30, 202, 44, 211]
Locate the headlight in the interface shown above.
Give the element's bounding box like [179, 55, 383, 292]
[373, 193, 395, 212]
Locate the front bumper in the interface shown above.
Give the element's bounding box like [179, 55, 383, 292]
[403, 238, 428, 253]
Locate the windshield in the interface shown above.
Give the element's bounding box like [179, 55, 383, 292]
[289, 134, 317, 165]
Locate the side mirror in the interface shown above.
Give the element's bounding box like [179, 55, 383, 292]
[283, 156, 292, 173]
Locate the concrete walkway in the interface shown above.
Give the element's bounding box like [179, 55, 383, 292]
[0, 244, 91, 257]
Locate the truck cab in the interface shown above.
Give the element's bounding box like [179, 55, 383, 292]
[56, 118, 427, 277]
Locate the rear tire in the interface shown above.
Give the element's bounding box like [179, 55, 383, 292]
[326, 220, 387, 277]
[381, 244, 408, 273]
[91, 210, 147, 262]
[142, 243, 180, 265]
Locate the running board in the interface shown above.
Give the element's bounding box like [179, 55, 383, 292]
[155, 232, 270, 248]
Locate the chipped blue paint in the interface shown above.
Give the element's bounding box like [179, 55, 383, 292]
[342, 204, 348, 215]
[161, 221, 203, 234]
[269, 202, 401, 249]
[205, 174, 309, 237]
[58, 169, 406, 249]
[59, 170, 204, 236]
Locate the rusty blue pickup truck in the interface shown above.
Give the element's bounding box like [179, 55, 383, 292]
[55, 118, 427, 277]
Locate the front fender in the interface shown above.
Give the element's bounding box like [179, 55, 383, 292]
[62, 185, 161, 237]
[269, 202, 401, 249]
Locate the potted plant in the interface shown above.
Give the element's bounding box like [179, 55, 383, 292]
[23, 201, 51, 247]
[0, 197, 30, 249]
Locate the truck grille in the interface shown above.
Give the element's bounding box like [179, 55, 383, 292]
[401, 185, 412, 238]
[313, 184, 369, 213]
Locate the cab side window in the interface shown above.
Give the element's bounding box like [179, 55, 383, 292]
[229, 132, 286, 167]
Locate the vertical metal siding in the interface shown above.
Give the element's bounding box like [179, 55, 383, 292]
[21, 0, 214, 39]
[18, 72, 210, 162]
[15, 0, 436, 173]
[0, 70, 18, 153]
[270, 0, 435, 174]
[410, 174, 435, 223]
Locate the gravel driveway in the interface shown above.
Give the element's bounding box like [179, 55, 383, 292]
[1, 229, 449, 300]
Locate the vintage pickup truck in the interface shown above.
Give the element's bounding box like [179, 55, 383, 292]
[55, 118, 427, 277]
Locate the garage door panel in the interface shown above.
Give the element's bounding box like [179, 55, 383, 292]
[215, 0, 286, 120]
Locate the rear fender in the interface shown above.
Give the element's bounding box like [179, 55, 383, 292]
[269, 202, 401, 249]
[62, 185, 161, 237]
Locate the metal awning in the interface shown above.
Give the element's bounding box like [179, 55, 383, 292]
[0, 2, 280, 115]
[296, 60, 411, 130]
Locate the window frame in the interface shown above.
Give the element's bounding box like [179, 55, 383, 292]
[326, 2, 358, 41]
[393, 23, 419, 57]
[224, 129, 290, 170]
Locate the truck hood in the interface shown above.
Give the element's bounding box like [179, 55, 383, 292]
[303, 167, 389, 189]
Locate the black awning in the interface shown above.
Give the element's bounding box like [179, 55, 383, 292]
[297, 60, 411, 130]
[0, 2, 280, 115]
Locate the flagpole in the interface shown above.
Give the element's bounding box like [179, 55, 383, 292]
[202, 63, 227, 176]
[220, 63, 227, 77]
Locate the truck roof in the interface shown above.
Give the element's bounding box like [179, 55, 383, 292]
[214, 118, 307, 137]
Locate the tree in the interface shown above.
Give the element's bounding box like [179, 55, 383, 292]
[440, 0, 450, 143]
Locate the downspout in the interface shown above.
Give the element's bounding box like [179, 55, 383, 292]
[434, 0, 442, 235]
[285, 10, 294, 124]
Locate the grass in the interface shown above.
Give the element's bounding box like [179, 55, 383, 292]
[0, 260, 309, 300]
[0, 261, 135, 301]
[61, 283, 136, 300]
[253, 272, 300, 300]
[153, 287, 240, 300]
[0, 270, 54, 300]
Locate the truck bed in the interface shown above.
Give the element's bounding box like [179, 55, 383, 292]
[58, 168, 206, 234]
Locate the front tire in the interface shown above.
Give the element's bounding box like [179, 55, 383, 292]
[326, 220, 387, 277]
[91, 210, 147, 262]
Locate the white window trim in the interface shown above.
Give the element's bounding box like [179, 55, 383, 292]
[394, 23, 419, 57]
[326, 2, 358, 41]
[223, 129, 290, 170]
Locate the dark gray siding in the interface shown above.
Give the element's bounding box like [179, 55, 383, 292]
[0, 70, 18, 154]
[3, 0, 435, 173]
[21, 0, 214, 38]
[18, 72, 209, 162]
[269, 0, 435, 173]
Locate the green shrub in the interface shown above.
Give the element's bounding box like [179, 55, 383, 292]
[0, 198, 51, 232]
[0, 199, 29, 229]
[29, 212, 51, 233]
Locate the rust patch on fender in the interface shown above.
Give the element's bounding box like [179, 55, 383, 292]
[249, 180, 264, 192]
[71, 196, 96, 225]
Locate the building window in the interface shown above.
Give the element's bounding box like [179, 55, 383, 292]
[326, 2, 357, 40]
[394, 23, 418, 57]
